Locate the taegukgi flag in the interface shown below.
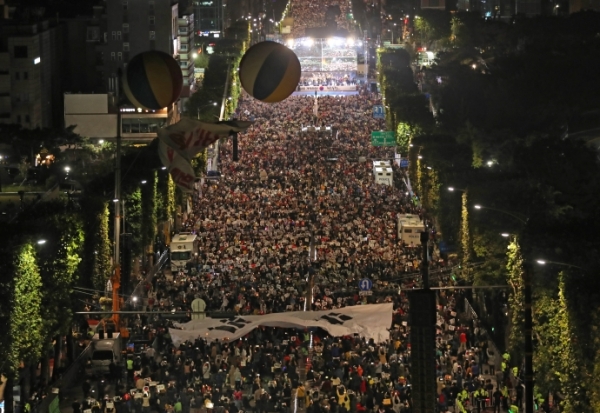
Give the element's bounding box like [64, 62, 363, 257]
[168, 303, 393, 344]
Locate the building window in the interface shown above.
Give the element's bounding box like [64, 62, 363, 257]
[123, 23, 129, 33]
[149, 16, 155, 25]
[123, 42, 130, 51]
[111, 52, 116, 61]
[122, 0, 128, 10]
[14, 45, 28, 58]
[23, 71, 28, 80]
[14, 72, 20, 80]
[149, 31, 156, 40]
[117, 31, 122, 40]
[112, 31, 117, 40]
[117, 52, 123, 61]
[122, 117, 167, 134]
[180, 44, 188, 51]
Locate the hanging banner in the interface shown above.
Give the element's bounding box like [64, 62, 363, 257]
[158, 140, 196, 192]
[169, 303, 393, 345]
[158, 119, 253, 160]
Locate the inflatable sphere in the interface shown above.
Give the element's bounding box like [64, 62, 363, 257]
[238, 41, 301, 103]
[122, 50, 183, 110]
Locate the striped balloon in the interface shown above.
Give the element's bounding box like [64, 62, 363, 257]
[239, 41, 301, 103]
[122, 51, 183, 110]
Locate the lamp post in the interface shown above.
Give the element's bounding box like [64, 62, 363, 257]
[197, 102, 217, 119]
[473, 204, 528, 225]
[535, 260, 583, 270]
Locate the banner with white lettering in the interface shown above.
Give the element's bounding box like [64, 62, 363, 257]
[158, 119, 253, 160]
[157, 119, 252, 192]
[158, 140, 196, 192]
[169, 303, 392, 345]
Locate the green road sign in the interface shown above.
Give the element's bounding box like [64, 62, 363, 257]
[371, 131, 396, 146]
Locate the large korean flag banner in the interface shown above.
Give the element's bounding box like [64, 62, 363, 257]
[169, 303, 393, 345]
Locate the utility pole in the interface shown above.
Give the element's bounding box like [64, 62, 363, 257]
[409, 228, 436, 413]
[111, 110, 122, 332]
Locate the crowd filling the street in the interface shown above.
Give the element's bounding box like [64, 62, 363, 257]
[60, 2, 530, 413]
[69, 88, 529, 413]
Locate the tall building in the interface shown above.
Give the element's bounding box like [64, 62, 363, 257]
[61, 6, 105, 94]
[0, 18, 63, 128]
[177, 13, 196, 106]
[194, 0, 224, 38]
[101, 0, 180, 94]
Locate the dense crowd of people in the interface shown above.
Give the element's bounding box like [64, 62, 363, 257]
[111, 88, 514, 413]
[287, 0, 353, 38]
[65, 1, 526, 412]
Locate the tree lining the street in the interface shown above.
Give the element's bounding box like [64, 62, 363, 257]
[394, 10, 600, 410]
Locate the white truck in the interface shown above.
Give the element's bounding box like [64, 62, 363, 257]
[170, 232, 199, 273]
[373, 160, 393, 187]
[90, 332, 122, 375]
[397, 214, 425, 244]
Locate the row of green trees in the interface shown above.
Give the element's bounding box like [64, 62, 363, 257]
[381, 10, 600, 411]
[0, 139, 179, 407]
[0, 20, 251, 405]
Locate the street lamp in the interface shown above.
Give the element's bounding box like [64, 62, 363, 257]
[37, 239, 47, 245]
[473, 204, 528, 224]
[448, 187, 467, 193]
[197, 102, 218, 119]
[535, 259, 583, 270]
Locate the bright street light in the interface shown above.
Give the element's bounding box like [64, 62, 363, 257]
[113, 198, 119, 203]
[37, 239, 47, 245]
[473, 204, 527, 224]
[161, 166, 167, 170]
[501, 233, 510, 237]
[536, 259, 582, 270]
[417, 155, 423, 159]
[65, 166, 71, 172]
[141, 180, 147, 184]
